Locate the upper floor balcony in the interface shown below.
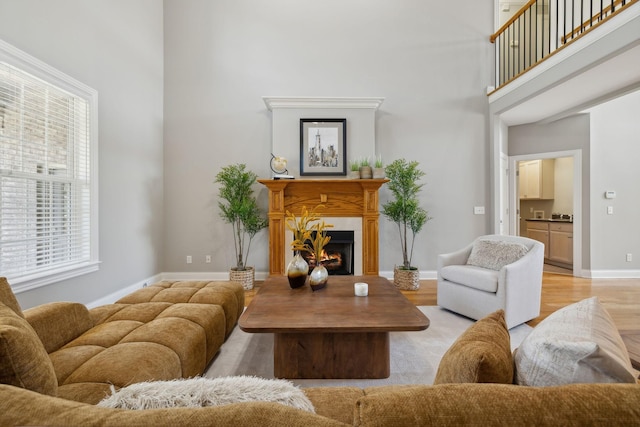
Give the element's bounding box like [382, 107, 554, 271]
[489, 0, 640, 125]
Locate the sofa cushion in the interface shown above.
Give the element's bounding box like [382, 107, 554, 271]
[434, 309, 513, 384]
[0, 302, 58, 396]
[467, 239, 529, 271]
[439, 265, 499, 292]
[97, 376, 315, 413]
[514, 296, 637, 386]
[0, 277, 24, 318]
[354, 383, 640, 427]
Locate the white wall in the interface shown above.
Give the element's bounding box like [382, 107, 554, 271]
[0, 0, 165, 308]
[163, 0, 495, 275]
[588, 90, 640, 273]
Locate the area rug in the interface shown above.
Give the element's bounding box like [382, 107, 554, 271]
[204, 306, 533, 388]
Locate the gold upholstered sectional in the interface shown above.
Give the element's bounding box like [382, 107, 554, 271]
[0, 278, 243, 405]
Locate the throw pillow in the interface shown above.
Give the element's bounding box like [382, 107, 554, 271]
[0, 302, 58, 396]
[514, 296, 637, 386]
[0, 277, 24, 318]
[433, 309, 513, 384]
[467, 239, 529, 271]
[97, 376, 315, 413]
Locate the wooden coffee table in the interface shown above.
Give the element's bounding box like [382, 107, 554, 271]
[239, 275, 429, 379]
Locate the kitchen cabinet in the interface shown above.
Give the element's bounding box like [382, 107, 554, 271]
[549, 222, 573, 266]
[525, 220, 573, 268]
[526, 221, 550, 259]
[519, 159, 555, 200]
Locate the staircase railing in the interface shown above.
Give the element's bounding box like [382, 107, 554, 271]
[490, 0, 638, 92]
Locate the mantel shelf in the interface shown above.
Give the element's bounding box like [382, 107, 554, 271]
[262, 96, 385, 111]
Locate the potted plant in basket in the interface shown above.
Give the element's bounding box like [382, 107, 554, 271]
[215, 163, 268, 290]
[381, 158, 432, 290]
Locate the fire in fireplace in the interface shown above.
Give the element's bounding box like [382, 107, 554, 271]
[299, 230, 354, 275]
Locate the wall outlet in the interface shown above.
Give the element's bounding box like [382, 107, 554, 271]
[607, 206, 614, 215]
[205, 255, 211, 263]
[474, 206, 485, 215]
[186, 255, 192, 264]
[627, 253, 633, 262]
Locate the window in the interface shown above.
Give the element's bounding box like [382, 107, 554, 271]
[0, 40, 98, 291]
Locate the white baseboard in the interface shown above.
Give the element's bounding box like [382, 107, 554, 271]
[587, 269, 640, 279]
[86, 273, 163, 308]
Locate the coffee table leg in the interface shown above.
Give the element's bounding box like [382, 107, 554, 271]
[274, 332, 390, 379]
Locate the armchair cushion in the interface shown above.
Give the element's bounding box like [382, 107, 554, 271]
[439, 265, 499, 293]
[514, 297, 637, 386]
[467, 239, 529, 271]
[0, 302, 58, 396]
[434, 310, 513, 384]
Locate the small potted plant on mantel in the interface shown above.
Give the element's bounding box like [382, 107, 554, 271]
[215, 163, 268, 290]
[382, 158, 432, 290]
[373, 155, 385, 179]
[349, 160, 360, 179]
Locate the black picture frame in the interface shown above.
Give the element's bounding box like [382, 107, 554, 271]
[300, 118, 347, 176]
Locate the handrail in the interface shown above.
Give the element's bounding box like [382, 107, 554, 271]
[491, 0, 539, 43]
[490, 0, 638, 91]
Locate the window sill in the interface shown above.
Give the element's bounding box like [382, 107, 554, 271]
[9, 261, 102, 294]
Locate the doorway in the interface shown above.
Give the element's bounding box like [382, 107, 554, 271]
[509, 150, 582, 277]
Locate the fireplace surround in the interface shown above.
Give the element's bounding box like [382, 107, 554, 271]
[259, 178, 388, 276]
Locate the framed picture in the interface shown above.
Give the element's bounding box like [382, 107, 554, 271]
[300, 118, 346, 176]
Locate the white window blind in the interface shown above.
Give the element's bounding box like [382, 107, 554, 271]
[0, 40, 98, 290]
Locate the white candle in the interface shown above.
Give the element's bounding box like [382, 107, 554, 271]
[354, 282, 368, 296]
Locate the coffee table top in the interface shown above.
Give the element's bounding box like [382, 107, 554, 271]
[239, 275, 429, 333]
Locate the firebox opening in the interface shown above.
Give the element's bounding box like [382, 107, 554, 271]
[297, 230, 355, 275]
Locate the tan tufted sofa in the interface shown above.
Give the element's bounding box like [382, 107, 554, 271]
[0, 277, 243, 405]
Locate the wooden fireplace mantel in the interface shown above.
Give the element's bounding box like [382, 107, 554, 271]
[258, 178, 388, 276]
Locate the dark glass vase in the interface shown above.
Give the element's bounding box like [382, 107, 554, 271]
[286, 251, 308, 289]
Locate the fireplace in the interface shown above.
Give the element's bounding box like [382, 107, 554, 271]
[298, 230, 354, 275]
[258, 179, 387, 276]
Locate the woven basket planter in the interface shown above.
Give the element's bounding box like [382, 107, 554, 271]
[229, 266, 255, 290]
[393, 266, 420, 290]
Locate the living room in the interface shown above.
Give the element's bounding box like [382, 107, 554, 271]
[1, 1, 639, 424]
[1, 0, 637, 311]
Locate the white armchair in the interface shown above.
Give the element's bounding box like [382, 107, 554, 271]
[437, 234, 544, 328]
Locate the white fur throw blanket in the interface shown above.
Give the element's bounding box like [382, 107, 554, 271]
[97, 376, 315, 413]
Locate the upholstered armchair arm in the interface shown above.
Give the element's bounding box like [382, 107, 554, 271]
[437, 242, 474, 270]
[24, 302, 94, 354]
[499, 241, 545, 322]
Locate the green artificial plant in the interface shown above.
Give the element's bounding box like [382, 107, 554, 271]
[215, 163, 268, 271]
[382, 158, 432, 270]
